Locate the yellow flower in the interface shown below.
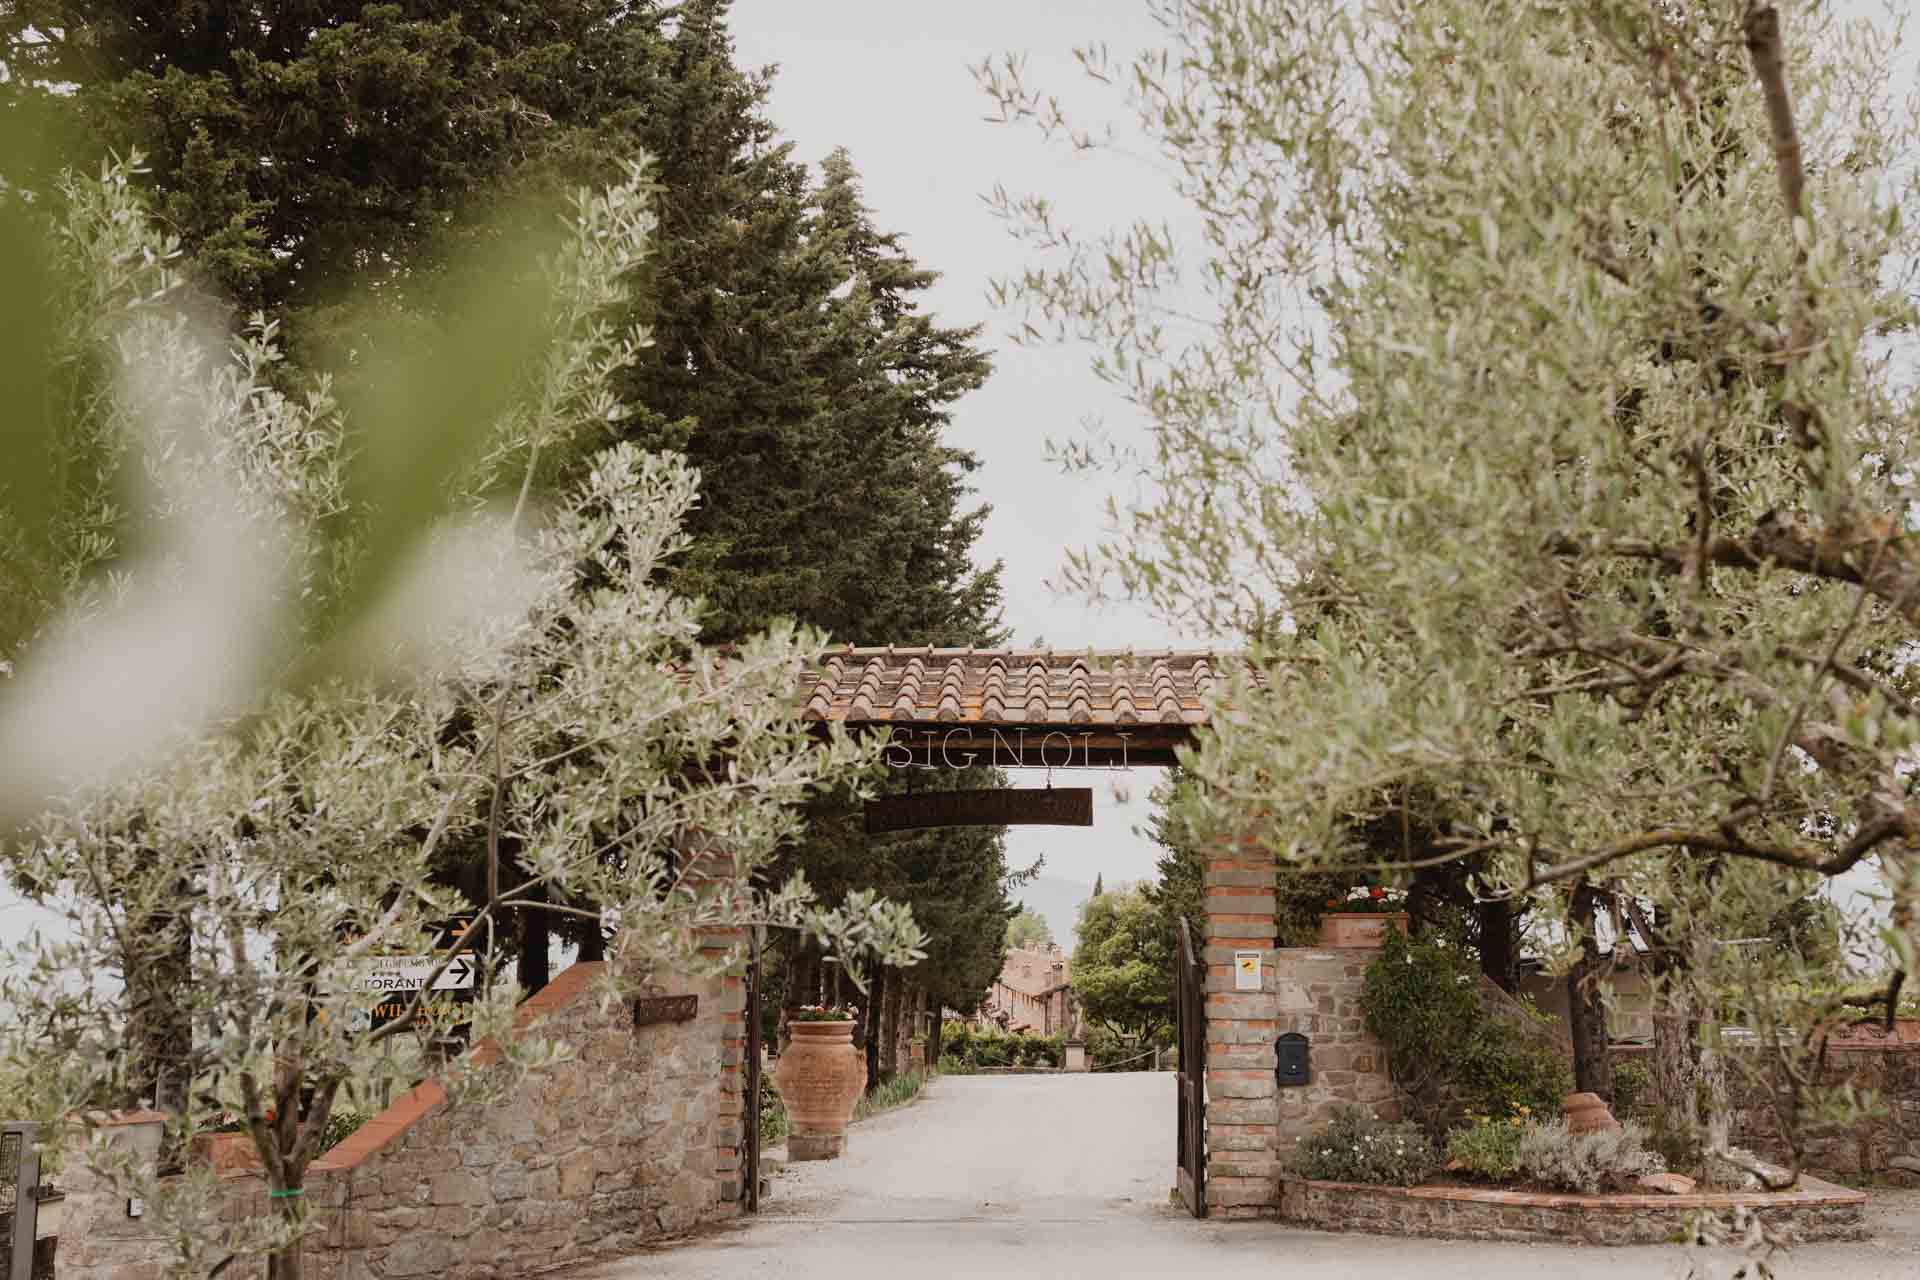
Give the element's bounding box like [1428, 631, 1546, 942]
[1516, 1106, 1531, 1117]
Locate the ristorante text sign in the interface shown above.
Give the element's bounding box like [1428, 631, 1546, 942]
[865, 787, 1093, 834]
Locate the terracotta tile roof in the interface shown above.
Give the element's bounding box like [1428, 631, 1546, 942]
[797, 648, 1257, 727]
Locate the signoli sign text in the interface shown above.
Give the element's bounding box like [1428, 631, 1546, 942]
[882, 727, 1134, 771]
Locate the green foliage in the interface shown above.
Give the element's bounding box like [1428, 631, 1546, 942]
[1514, 1120, 1662, 1195]
[983, 0, 1908, 1184]
[757, 1077, 788, 1148]
[1362, 931, 1570, 1135]
[317, 1109, 367, 1156]
[1072, 885, 1172, 1040]
[1085, 1024, 1163, 1071]
[1289, 1105, 1440, 1186]
[1006, 908, 1054, 951]
[855, 1070, 930, 1121]
[935, 1024, 1063, 1070]
[935, 1054, 975, 1077]
[1611, 1059, 1652, 1120]
[1445, 1116, 1526, 1182]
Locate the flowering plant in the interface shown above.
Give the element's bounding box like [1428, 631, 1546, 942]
[791, 1003, 859, 1022]
[1320, 885, 1407, 914]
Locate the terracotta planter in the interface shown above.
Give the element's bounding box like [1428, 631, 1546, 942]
[774, 1020, 866, 1160]
[191, 1131, 264, 1174]
[1317, 912, 1410, 948]
[1563, 1091, 1621, 1134]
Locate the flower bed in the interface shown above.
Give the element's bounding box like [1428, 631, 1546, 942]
[1278, 1175, 1869, 1245]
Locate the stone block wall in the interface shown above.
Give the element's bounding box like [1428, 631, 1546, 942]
[56, 960, 737, 1280]
[1614, 1040, 1920, 1182]
[1271, 948, 1398, 1160]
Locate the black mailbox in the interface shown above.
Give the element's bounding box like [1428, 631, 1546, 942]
[1276, 1032, 1310, 1087]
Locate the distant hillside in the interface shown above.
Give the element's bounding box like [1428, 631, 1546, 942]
[1014, 875, 1092, 949]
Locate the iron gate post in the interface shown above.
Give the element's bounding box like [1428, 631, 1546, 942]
[3, 1123, 40, 1280]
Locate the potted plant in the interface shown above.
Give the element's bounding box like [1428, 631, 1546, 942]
[1317, 886, 1411, 948]
[773, 1004, 867, 1159]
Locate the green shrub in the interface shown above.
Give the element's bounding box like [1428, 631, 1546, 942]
[1290, 1105, 1440, 1186]
[1514, 1119, 1662, 1194]
[318, 1108, 367, 1154]
[935, 1053, 975, 1076]
[855, 1070, 929, 1121]
[1362, 931, 1572, 1135]
[757, 1079, 788, 1147]
[1445, 1116, 1525, 1181]
[1611, 1059, 1651, 1118]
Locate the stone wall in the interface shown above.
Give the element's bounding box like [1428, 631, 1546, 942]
[1613, 1040, 1920, 1182]
[1271, 948, 1398, 1161]
[56, 961, 737, 1280]
[1278, 1175, 1868, 1244]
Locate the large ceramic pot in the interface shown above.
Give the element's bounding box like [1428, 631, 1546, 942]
[1317, 912, 1410, 948]
[1562, 1091, 1621, 1135]
[774, 1020, 867, 1160]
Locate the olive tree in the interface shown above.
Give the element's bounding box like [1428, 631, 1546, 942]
[0, 158, 923, 1279]
[984, 0, 1917, 1202]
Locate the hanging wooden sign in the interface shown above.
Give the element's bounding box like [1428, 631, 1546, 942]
[865, 787, 1093, 834]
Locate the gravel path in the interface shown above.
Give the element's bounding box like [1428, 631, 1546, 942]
[584, 1072, 1920, 1280]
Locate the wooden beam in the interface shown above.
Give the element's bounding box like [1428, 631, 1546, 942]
[865, 788, 1094, 834]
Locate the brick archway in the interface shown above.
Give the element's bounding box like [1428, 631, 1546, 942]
[791, 647, 1288, 1217]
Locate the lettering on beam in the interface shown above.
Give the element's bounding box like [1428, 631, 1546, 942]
[882, 728, 1133, 771]
[864, 787, 1094, 834]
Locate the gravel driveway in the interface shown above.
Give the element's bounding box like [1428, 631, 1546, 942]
[584, 1072, 1920, 1280]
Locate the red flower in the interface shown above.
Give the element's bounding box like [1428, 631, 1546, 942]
[1326, 898, 1340, 908]
[1370, 886, 1386, 900]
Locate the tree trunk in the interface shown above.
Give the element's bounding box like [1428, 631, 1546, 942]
[126, 878, 193, 1117]
[518, 879, 551, 994]
[1476, 898, 1517, 992]
[1567, 880, 1615, 1100]
[864, 966, 886, 1089]
[1650, 964, 1703, 1173]
[928, 991, 944, 1067]
[266, 1182, 306, 1280]
[578, 912, 606, 962]
[881, 974, 904, 1078]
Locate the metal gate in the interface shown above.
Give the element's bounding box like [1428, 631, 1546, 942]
[2, 1122, 41, 1280]
[742, 937, 763, 1214]
[1174, 919, 1207, 1218]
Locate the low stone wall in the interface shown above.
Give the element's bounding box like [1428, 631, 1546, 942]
[1613, 1040, 1920, 1182]
[1278, 1176, 1869, 1245]
[1270, 948, 1398, 1160]
[57, 961, 736, 1280]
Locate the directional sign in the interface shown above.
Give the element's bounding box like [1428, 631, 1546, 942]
[361, 953, 476, 992]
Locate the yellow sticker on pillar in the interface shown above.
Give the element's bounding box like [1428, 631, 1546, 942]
[1234, 950, 1261, 992]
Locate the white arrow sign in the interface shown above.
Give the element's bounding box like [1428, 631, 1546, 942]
[362, 954, 476, 991]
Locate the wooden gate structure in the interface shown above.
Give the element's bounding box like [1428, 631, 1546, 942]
[791, 648, 1280, 1218]
[1174, 918, 1209, 1217]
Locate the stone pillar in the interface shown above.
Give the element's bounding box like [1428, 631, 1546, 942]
[1272, 947, 1398, 1162]
[1064, 1041, 1088, 1073]
[1204, 840, 1279, 1217]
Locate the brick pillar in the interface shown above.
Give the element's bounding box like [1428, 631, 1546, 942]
[1204, 840, 1279, 1217]
[685, 844, 749, 1211]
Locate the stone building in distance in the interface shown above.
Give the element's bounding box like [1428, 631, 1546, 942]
[981, 944, 1077, 1036]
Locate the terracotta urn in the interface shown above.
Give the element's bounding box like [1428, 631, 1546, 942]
[1562, 1091, 1621, 1135]
[1317, 912, 1410, 949]
[774, 1020, 867, 1160]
